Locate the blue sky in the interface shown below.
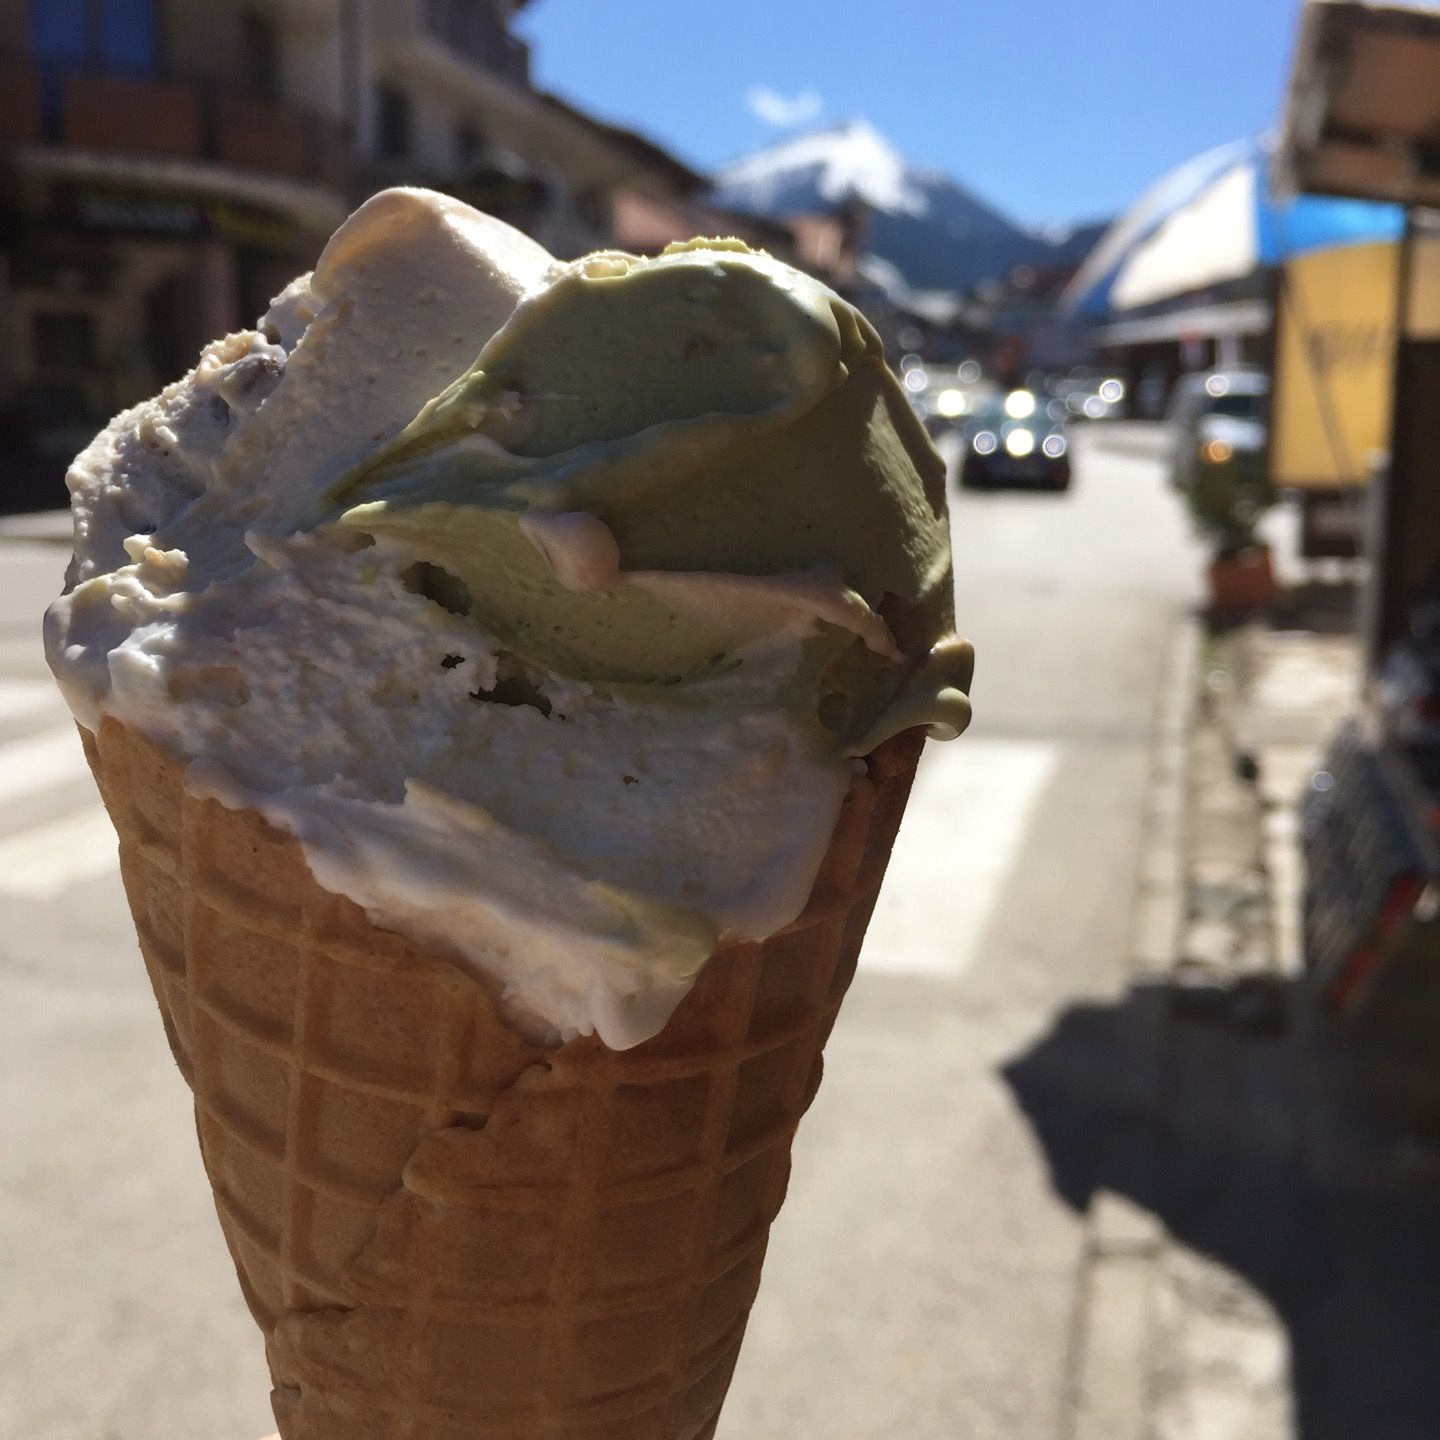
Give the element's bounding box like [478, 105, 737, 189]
[517, 0, 1301, 227]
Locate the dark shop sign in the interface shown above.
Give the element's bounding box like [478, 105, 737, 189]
[54, 184, 298, 251]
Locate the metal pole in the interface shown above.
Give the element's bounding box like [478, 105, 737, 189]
[1362, 206, 1417, 675]
[340, 0, 364, 198]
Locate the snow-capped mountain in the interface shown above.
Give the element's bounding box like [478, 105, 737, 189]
[712, 119, 1102, 297]
[712, 119, 929, 217]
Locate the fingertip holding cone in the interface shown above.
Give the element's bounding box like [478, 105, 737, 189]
[82, 717, 925, 1439]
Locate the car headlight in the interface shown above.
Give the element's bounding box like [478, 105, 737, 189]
[973, 430, 998, 455]
[936, 387, 966, 418]
[1005, 429, 1035, 457]
[1042, 433, 1067, 458]
[1200, 438, 1234, 464]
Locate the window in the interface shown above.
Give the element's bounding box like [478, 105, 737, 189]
[242, 10, 280, 100]
[1208, 394, 1266, 421]
[33, 312, 96, 370]
[576, 187, 611, 234]
[375, 83, 412, 159]
[28, 0, 87, 67]
[100, 0, 158, 72]
[426, 0, 501, 63]
[455, 120, 483, 169]
[29, 0, 157, 73]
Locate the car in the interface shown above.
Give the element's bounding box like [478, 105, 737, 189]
[1053, 370, 1127, 421]
[903, 364, 991, 439]
[1166, 368, 1269, 493]
[959, 388, 1071, 491]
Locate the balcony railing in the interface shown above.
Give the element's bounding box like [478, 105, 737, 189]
[64, 73, 204, 158]
[0, 58, 348, 192]
[422, 0, 531, 86]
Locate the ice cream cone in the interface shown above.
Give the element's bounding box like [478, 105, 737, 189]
[82, 716, 925, 1440]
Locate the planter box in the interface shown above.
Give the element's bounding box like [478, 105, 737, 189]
[1207, 545, 1275, 618]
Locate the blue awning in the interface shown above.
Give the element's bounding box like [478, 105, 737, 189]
[1064, 137, 1403, 318]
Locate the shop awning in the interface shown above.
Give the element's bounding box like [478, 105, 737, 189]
[1065, 137, 1401, 317]
[1093, 299, 1273, 349]
[1278, 0, 1440, 208]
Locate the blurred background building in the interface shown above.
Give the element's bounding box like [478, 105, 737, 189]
[0, 0, 802, 512]
[1, 0, 350, 507]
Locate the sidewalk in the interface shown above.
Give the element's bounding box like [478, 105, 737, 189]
[1121, 607, 1440, 1440]
[1137, 614, 1359, 1440]
[1086, 419, 1174, 461]
[0, 509, 70, 543]
[1008, 594, 1440, 1440]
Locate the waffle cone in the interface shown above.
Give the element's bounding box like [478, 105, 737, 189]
[82, 716, 924, 1439]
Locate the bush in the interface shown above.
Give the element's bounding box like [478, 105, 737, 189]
[1185, 448, 1274, 560]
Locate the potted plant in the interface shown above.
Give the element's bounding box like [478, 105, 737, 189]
[1184, 437, 1277, 617]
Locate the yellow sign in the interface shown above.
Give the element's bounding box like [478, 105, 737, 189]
[204, 199, 296, 252]
[1272, 241, 1398, 490]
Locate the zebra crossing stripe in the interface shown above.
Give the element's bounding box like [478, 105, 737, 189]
[0, 725, 94, 806]
[0, 806, 118, 899]
[0, 677, 64, 725]
[0, 704, 115, 899]
[861, 737, 1061, 979]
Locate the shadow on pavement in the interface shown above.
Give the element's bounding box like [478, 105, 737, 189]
[1002, 977, 1440, 1440]
[1271, 578, 1363, 636]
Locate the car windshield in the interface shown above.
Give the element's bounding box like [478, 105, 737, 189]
[971, 403, 1038, 430]
[971, 390, 1053, 428]
[1207, 393, 1265, 419]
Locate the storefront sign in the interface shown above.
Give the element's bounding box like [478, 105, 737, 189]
[1272, 240, 1398, 490]
[73, 191, 203, 236]
[206, 200, 296, 251]
[55, 182, 299, 252]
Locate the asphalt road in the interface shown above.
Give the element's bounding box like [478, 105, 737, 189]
[719, 424, 1202, 1439]
[0, 423, 1202, 1440]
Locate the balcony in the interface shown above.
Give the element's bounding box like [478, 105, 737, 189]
[213, 94, 347, 186]
[0, 59, 348, 193]
[64, 74, 204, 159]
[422, 0, 531, 86]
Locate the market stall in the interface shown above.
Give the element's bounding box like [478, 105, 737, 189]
[1279, 0, 1440, 1130]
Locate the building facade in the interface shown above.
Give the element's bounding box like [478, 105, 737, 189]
[355, 1, 792, 260]
[0, 0, 353, 507]
[0, 0, 791, 511]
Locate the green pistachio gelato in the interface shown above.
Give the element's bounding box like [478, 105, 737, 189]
[327, 238, 971, 749]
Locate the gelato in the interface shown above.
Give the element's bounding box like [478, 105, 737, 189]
[46, 187, 971, 1049]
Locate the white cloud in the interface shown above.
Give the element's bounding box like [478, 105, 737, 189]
[746, 86, 823, 128]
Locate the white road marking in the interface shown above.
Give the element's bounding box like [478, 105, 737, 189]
[0, 725, 93, 805]
[0, 635, 50, 668]
[0, 708, 115, 899]
[0, 677, 65, 725]
[0, 804, 118, 899]
[860, 737, 1061, 979]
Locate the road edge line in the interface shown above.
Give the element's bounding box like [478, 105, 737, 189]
[1065, 612, 1200, 1440]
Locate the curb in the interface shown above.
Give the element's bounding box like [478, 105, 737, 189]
[1082, 423, 1174, 463]
[1066, 614, 1200, 1440]
[0, 510, 71, 544]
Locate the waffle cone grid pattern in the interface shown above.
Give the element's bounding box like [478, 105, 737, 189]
[83, 718, 922, 1440]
